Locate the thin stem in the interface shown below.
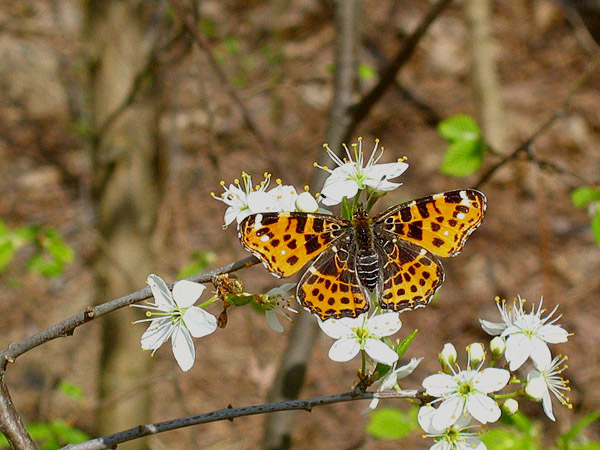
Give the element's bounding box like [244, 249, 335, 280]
[61, 389, 425, 450]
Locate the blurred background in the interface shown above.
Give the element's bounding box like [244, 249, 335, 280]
[0, 0, 599, 449]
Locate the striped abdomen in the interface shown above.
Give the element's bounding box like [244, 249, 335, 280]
[356, 248, 379, 291]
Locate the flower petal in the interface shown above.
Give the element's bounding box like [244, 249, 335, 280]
[365, 161, 409, 182]
[542, 391, 556, 421]
[479, 319, 506, 336]
[417, 405, 442, 434]
[247, 190, 281, 213]
[538, 324, 570, 344]
[473, 368, 510, 393]
[171, 325, 195, 372]
[320, 175, 359, 206]
[466, 393, 501, 424]
[328, 338, 360, 362]
[140, 317, 172, 352]
[318, 317, 352, 339]
[265, 310, 284, 333]
[182, 307, 218, 338]
[528, 337, 552, 371]
[432, 395, 464, 429]
[147, 274, 174, 310]
[366, 312, 402, 337]
[422, 373, 458, 397]
[172, 280, 206, 308]
[364, 339, 399, 365]
[504, 334, 532, 371]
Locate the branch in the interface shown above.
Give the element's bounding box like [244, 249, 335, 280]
[0, 256, 258, 372]
[166, 0, 293, 183]
[474, 51, 600, 189]
[61, 389, 426, 450]
[0, 375, 36, 450]
[346, 0, 454, 140]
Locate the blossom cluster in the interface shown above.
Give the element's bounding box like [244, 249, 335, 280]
[132, 138, 574, 450]
[407, 296, 571, 449]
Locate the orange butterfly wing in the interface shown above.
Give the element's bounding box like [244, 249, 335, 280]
[238, 212, 350, 277]
[374, 189, 486, 258]
[297, 238, 369, 319]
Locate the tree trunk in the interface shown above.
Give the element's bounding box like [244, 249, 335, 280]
[86, 2, 165, 447]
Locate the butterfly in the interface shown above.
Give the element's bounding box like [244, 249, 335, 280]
[238, 190, 486, 320]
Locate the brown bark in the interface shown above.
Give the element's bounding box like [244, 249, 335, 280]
[86, 2, 165, 448]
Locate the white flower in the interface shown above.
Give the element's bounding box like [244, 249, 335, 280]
[526, 356, 571, 421]
[418, 406, 487, 450]
[211, 172, 275, 227]
[315, 138, 409, 206]
[262, 283, 298, 333]
[422, 363, 510, 429]
[261, 182, 298, 212]
[318, 312, 402, 365]
[363, 357, 422, 412]
[480, 297, 570, 371]
[134, 274, 217, 372]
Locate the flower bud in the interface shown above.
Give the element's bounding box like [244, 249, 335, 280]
[503, 398, 519, 415]
[490, 336, 506, 359]
[468, 342, 486, 367]
[439, 343, 457, 371]
[295, 191, 319, 212]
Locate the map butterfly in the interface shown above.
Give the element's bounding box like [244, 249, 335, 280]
[238, 190, 486, 320]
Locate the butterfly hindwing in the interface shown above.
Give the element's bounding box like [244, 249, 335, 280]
[297, 238, 370, 319]
[238, 212, 350, 277]
[375, 233, 444, 312]
[374, 189, 486, 258]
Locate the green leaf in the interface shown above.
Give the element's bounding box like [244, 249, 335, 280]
[341, 197, 352, 220]
[359, 63, 377, 81]
[58, 381, 83, 403]
[440, 139, 484, 177]
[49, 420, 89, 444]
[482, 427, 539, 450]
[571, 444, 600, 450]
[14, 224, 38, 243]
[177, 251, 217, 279]
[592, 212, 600, 247]
[499, 411, 533, 433]
[366, 407, 419, 440]
[0, 240, 14, 272]
[373, 329, 419, 381]
[394, 329, 418, 359]
[571, 186, 600, 209]
[26, 253, 64, 278]
[43, 229, 74, 264]
[560, 410, 600, 448]
[438, 114, 481, 142]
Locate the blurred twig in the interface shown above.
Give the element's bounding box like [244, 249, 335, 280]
[61, 389, 426, 450]
[474, 51, 600, 189]
[262, 0, 360, 448]
[346, 0, 454, 140]
[166, 0, 294, 183]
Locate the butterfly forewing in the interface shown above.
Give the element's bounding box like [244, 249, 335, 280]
[238, 212, 350, 277]
[374, 189, 486, 258]
[297, 238, 369, 319]
[375, 234, 444, 312]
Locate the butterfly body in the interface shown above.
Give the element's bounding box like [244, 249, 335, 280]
[238, 189, 486, 320]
